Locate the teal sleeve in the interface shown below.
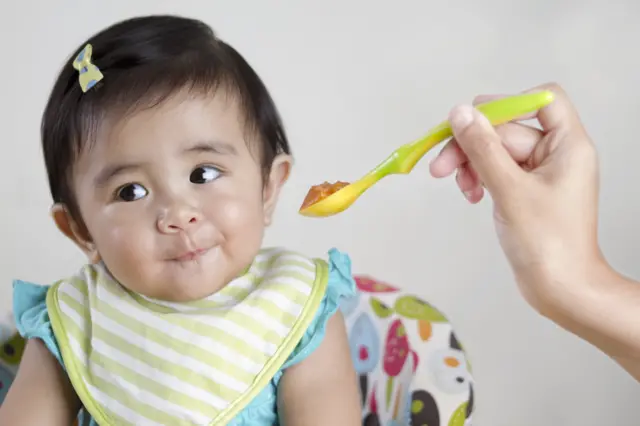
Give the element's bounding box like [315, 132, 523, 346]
[282, 247, 357, 369]
[12, 280, 63, 366]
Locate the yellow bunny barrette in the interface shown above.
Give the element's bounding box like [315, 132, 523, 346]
[72, 44, 103, 92]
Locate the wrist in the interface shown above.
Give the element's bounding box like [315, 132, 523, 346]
[515, 245, 605, 317]
[532, 254, 608, 321]
[534, 253, 640, 359]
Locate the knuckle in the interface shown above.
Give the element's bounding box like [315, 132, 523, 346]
[540, 81, 564, 94]
[573, 141, 598, 163]
[544, 82, 574, 106]
[465, 125, 497, 151]
[471, 94, 485, 105]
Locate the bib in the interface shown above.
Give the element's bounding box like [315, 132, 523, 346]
[46, 248, 329, 425]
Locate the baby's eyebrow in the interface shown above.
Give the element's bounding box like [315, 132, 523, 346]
[93, 141, 236, 187]
[184, 140, 237, 156]
[94, 163, 142, 187]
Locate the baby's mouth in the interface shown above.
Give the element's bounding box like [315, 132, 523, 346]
[169, 230, 213, 262]
[172, 247, 209, 262]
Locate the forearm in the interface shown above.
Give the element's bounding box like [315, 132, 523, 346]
[538, 258, 640, 379]
[0, 339, 80, 425]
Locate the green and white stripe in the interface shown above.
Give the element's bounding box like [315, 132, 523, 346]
[49, 248, 322, 425]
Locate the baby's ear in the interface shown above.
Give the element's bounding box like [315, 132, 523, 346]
[51, 204, 100, 263]
[262, 154, 293, 226]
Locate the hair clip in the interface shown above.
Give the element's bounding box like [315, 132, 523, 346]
[72, 44, 103, 92]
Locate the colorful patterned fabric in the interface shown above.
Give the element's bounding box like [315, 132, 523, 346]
[342, 276, 474, 426]
[0, 313, 25, 405]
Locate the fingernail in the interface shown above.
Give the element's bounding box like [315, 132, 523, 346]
[449, 105, 475, 132]
[463, 190, 472, 200]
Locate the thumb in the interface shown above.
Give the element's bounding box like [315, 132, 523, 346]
[448, 105, 524, 199]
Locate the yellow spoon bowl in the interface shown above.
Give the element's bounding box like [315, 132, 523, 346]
[299, 90, 555, 217]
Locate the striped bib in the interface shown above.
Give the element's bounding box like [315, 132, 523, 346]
[46, 248, 329, 425]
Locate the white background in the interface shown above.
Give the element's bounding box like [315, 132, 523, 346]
[1, 1, 639, 424]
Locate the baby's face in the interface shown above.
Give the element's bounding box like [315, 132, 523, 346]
[67, 91, 288, 301]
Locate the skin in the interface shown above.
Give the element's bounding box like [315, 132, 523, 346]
[432, 82, 640, 381]
[0, 90, 361, 425]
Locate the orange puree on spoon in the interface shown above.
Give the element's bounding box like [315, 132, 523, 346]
[300, 181, 350, 210]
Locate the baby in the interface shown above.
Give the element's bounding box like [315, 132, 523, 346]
[0, 15, 362, 425]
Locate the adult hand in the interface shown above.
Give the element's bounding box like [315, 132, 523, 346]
[430, 82, 640, 381]
[429, 82, 602, 311]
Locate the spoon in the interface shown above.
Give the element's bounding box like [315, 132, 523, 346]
[298, 90, 555, 217]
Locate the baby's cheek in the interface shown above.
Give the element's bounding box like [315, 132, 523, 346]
[97, 226, 154, 277]
[215, 198, 264, 248]
[105, 225, 143, 253]
[210, 193, 262, 230]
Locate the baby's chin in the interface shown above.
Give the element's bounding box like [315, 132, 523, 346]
[152, 264, 234, 302]
[131, 269, 230, 303]
[116, 252, 239, 303]
[106, 244, 261, 303]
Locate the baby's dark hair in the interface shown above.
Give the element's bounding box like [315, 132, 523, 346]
[42, 15, 291, 220]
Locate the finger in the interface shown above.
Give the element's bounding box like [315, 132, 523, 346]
[431, 122, 542, 178]
[465, 165, 485, 203]
[493, 122, 543, 162]
[457, 166, 484, 203]
[455, 164, 477, 192]
[429, 140, 467, 178]
[433, 87, 551, 178]
[466, 162, 482, 189]
[524, 82, 586, 134]
[472, 94, 504, 105]
[448, 104, 524, 199]
[464, 185, 485, 204]
[473, 83, 585, 135]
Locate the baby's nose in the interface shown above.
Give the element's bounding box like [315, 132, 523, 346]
[157, 206, 202, 233]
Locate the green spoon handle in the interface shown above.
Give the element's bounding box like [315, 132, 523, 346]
[396, 90, 555, 175]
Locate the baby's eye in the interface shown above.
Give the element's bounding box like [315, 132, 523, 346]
[190, 166, 221, 184]
[116, 183, 148, 202]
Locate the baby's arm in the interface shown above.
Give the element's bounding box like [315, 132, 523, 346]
[0, 339, 80, 425]
[277, 311, 361, 425]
